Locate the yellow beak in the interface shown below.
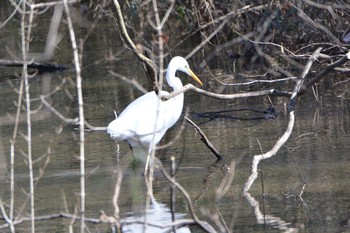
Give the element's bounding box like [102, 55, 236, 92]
[187, 68, 203, 86]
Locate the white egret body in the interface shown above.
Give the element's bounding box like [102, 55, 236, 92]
[107, 56, 202, 160]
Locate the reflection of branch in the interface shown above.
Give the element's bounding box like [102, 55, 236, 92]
[0, 198, 11, 230]
[0, 212, 101, 229]
[98, 166, 124, 230]
[185, 117, 222, 160]
[112, 167, 123, 224]
[121, 219, 197, 231]
[156, 158, 217, 233]
[215, 160, 236, 201]
[12, 149, 51, 226]
[244, 192, 298, 232]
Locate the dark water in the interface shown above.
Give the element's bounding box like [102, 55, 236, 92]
[1, 2, 350, 233]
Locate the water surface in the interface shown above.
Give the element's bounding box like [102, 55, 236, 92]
[0, 2, 349, 233]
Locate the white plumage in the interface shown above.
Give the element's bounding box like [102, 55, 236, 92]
[107, 56, 202, 160]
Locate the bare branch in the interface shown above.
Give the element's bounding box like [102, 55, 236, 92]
[243, 47, 323, 193]
[294, 4, 340, 44]
[300, 50, 350, 96]
[108, 70, 147, 94]
[185, 18, 229, 60]
[185, 117, 222, 160]
[21, 2, 35, 231]
[162, 83, 292, 101]
[63, 1, 86, 231]
[40, 95, 79, 124]
[112, 0, 158, 91]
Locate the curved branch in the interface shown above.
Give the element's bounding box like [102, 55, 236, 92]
[112, 0, 158, 91]
[243, 47, 323, 193]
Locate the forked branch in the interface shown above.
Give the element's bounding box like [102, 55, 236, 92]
[243, 47, 323, 193]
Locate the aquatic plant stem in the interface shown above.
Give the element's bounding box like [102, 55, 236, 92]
[63, 1, 86, 232]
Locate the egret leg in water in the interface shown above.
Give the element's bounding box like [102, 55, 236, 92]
[107, 56, 203, 171]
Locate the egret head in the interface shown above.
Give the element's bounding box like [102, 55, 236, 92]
[169, 56, 203, 86]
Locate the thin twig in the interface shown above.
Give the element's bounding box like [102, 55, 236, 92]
[108, 70, 147, 94]
[41, 95, 107, 131]
[9, 49, 26, 233]
[185, 18, 229, 60]
[294, 3, 340, 44]
[40, 95, 78, 124]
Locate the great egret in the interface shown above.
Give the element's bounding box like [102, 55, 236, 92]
[107, 56, 202, 163]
